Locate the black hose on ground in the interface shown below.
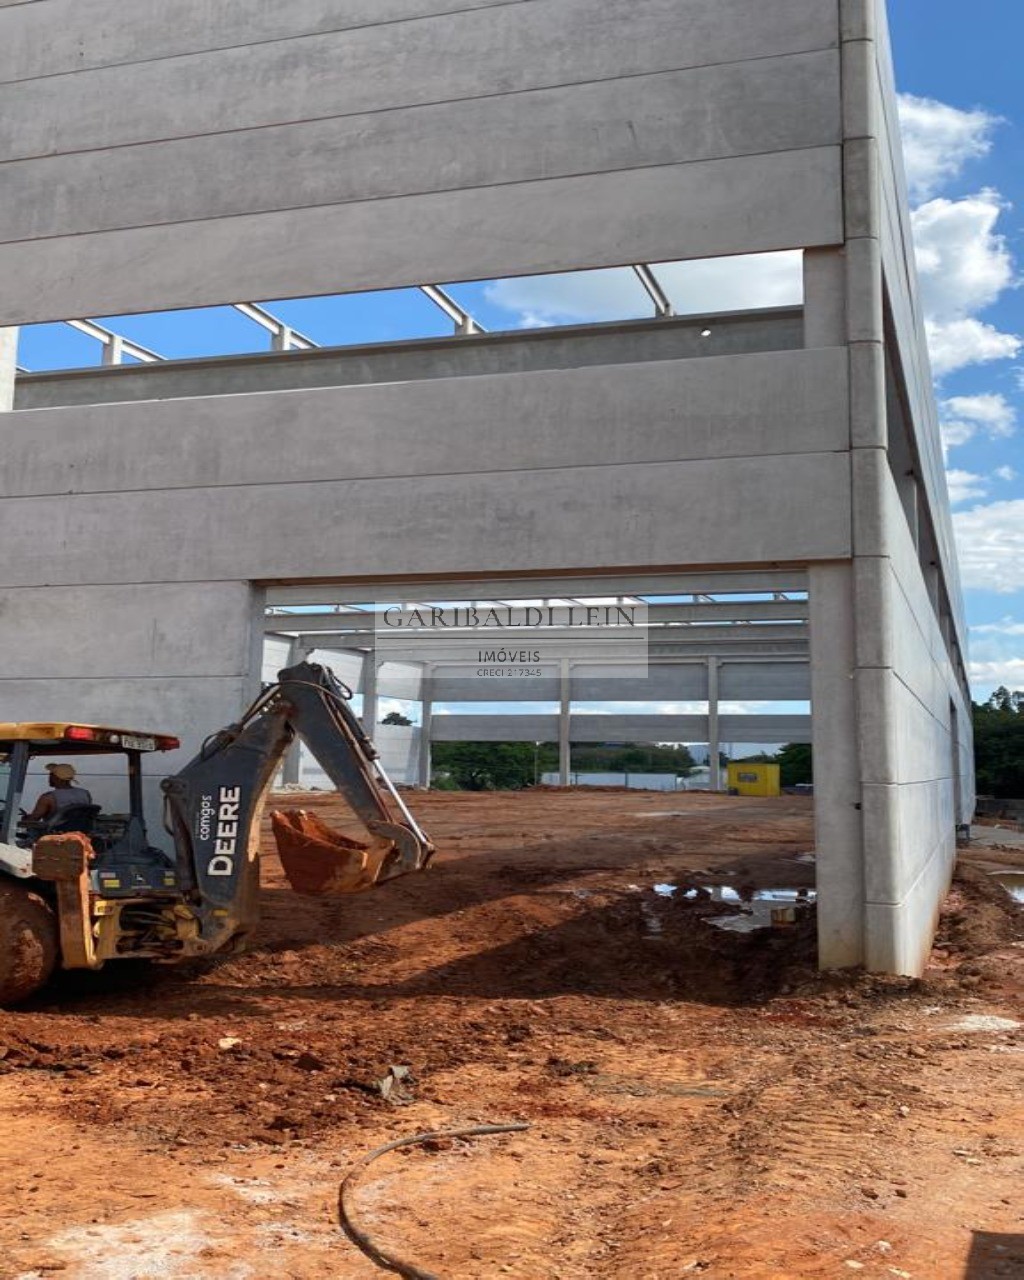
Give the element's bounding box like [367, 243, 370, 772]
[338, 1122, 531, 1279]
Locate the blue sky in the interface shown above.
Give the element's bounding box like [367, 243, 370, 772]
[15, 1, 1024, 704]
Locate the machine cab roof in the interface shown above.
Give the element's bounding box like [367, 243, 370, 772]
[0, 724, 180, 754]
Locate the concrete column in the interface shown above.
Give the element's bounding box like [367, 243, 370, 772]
[418, 663, 433, 788]
[809, 563, 865, 968]
[0, 328, 18, 410]
[361, 653, 378, 734]
[707, 656, 721, 790]
[559, 658, 571, 786]
[802, 249, 847, 348]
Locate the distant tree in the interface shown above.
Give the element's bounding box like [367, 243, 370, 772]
[775, 743, 813, 787]
[381, 710, 413, 726]
[431, 741, 538, 791]
[568, 742, 696, 775]
[973, 689, 1024, 798]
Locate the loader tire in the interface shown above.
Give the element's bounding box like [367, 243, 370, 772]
[0, 881, 58, 1005]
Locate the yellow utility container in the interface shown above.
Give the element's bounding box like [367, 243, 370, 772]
[726, 762, 781, 797]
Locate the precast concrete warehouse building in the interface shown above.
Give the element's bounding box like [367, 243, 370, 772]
[0, 0, 972, 975]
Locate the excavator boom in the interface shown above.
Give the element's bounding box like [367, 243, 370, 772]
[161, 662, 434, 955]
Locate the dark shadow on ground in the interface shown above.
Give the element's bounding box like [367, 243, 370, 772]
[964, 1232, 1024, 1278]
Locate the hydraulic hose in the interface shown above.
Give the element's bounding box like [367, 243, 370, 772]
[338, 1122, 531, 1279]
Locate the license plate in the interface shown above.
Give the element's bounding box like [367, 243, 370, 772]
[121, 734, 157, 751]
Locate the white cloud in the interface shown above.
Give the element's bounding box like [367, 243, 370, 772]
[895, 99, 1019, 377]
[647, 252, 803, 314]
[945, 468, 989, 504]
[968, 658, 1024, 692]
[971, 618, 1024, 636]
[953, 498, 1024, 592]
[485, 252, 803, 326]
[939, 391, 1017, 450]
[912, 189, 1015, 321]
[897, 94, 999, 201]
[925, 318, 1021, 376]
[486, 267, 650, 326]
[996, 465, 1017, 482]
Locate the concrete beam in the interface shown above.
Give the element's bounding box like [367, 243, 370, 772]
[429, 712, 812, 745]
[267, 599, 809, 633]
[6, 350, 849, 499]
[15, 311, 804, 411]
[265, 570, 810, 608]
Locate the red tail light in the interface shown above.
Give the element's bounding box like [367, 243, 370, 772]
[65, 726, 98, 741]
[157, 736, 181, 751]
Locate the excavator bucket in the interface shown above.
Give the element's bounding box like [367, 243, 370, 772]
[271, 809, 381, 895]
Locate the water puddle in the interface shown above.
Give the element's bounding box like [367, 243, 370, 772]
[642, 883, 816, 935]
[991, 871, 1024, 903]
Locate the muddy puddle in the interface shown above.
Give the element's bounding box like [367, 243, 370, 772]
[642, 883, 816, 935]
[992, 871, 1024, 903]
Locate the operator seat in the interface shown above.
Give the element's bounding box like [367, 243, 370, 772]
[48, 804, 101, 837]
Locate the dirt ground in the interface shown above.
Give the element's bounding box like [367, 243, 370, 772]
[0, 789, 1021, 1280]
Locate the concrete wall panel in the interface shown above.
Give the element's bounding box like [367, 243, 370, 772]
[0, 676, 251, 778]
[718, 715, 812, 744]
[307, 649, 366, 695]
[432, 663, 815, 707]
[0, 583, 253, 678]
[432, 715, 561, 743]
[295, 725, 421, 787]
[3, 350, 850, 498]
[434, 672, 562, 704]
[429, 712, 811, 744]
[719, 662, 811, 701]
[0, 0, 839, 161]
[262, 636, 293, 684]
[864, 824, 955, 975]
[0, 453, 852, 588]
[0, 148, 843, 325]
[1, 54, 840, 243]
[571, 666, 709, 704]
[374, 725, 421, 783]
[377, 662, 424, 703]
[0, 0, 525, 82]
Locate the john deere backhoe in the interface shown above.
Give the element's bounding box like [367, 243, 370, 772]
[0, 663, 433, 1003]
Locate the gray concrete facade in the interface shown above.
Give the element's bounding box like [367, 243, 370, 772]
[0, 0, 972, 975]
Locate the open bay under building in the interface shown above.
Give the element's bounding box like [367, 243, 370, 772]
[0, 0, 972, 975]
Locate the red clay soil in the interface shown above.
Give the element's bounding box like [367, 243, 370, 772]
[0, 790, 1021, 1279]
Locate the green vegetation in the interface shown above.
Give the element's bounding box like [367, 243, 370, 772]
[567, 742, 696, 775]
[430, 740, 695, 791]
[973, 687, 1024, 798]
[431, 741, 545, 791]
[775, 742, 813, 787]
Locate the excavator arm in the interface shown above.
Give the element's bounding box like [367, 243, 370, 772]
[161, 662, 434, 956]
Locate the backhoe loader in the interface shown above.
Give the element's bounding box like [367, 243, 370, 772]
[0, 662, 434, 1003]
